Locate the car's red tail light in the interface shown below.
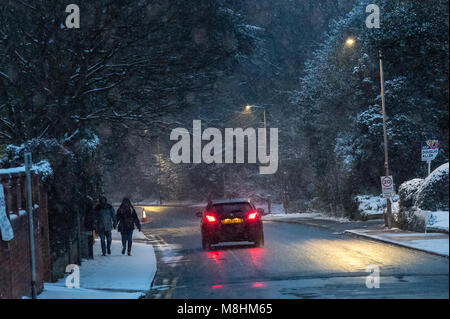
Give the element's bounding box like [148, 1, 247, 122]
[247, 211, 259, 221]
[205, 214, 217, 223]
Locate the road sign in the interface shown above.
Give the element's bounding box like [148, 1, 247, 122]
[422, 140, 439, 176]
[380, 175, 395, 198]
[421, 140, 439, 161]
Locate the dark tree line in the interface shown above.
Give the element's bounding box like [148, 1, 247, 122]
[0, 0, 257, 260]
[286, 0, 449, 216]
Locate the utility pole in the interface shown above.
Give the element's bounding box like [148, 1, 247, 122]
[379, 49, 393, 228]
[24, 152, 37, 298]
[263, 108, 267, 150]
[157, 137, 162, 205]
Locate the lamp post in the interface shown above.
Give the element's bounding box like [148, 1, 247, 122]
[378, 49, 393, 228]
[345, 38, 393, 228]
[245, 104, 267, 148]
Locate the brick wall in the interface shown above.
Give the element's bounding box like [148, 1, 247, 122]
[0, 174, 51, 299]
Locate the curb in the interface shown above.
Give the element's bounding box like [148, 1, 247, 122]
[345, 230, 449, 258]
[266, 218, 449, 258]
[264, 218, 332, 230]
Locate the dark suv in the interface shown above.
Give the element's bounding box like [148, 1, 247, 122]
[196, 198, 264, 250]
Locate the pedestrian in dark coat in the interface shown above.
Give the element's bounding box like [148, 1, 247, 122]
[94, 196, 117, 256]
[116, 198, 141, 256]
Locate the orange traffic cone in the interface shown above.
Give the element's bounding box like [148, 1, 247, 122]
[142, 209, 147, 223]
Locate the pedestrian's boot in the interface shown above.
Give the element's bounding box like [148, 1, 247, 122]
[107, 248, 111, 255]
[127, 250, 131, 256]
[122, 247, 126, 255]
[102, 252, 106, 256]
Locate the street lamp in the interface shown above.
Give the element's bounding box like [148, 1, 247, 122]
[344, 39, 393, 227]
[244, 104, 267, 149]
[345, 37, 355, 46]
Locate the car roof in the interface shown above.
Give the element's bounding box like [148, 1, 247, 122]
[211, 198, 251, 205]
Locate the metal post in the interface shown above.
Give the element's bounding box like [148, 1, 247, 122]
[427, 160, 431, 177]
[379, 50, 393, 228]
[157, 137, 162, 205]
[76, 210, 81, 265]
[24, 152, 37, 299]
[263, 109, 267, 150]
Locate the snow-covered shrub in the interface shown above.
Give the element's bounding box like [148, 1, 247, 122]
[354, 195, 385, 220]
[398, 178, 424, 211]
[415, 163, 449, 211]
[397, 163, 449, 232]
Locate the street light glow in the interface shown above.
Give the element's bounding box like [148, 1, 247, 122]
[245, 104, 252, 111]
[345, 37, 355, 46]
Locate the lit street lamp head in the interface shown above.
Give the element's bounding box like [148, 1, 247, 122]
[245, 105, 252, 111]
[345, 37, 355, 46]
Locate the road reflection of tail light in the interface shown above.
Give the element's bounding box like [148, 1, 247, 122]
[247, 211, 258, 221]
[212, 284, 223, 289]
[208, 251, 223, 264]
[252, 282, 264, 288]
[205, 214, 217, 223]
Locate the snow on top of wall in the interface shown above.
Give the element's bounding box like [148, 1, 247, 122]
[0, 160, 52, 177]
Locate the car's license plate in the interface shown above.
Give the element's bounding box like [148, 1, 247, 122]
[221, 218, 243, 224]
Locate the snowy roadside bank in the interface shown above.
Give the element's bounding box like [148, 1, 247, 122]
[262, 212, 350, 223]
[37, 238, 156, 299]
[346, 228, 449, 257]
[427, 211, 449, 233]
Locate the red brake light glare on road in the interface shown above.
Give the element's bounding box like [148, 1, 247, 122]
[205, 214, 217, 223]
[247, 211, 258, 220]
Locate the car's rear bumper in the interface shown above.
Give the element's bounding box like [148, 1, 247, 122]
[202, 222, 263, 243]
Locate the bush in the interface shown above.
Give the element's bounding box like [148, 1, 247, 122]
[398, 178, 424, 212]
[397, 163, 449, 231]
[415, 163, 449, 211]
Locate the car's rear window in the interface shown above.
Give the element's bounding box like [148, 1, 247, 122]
[211, 203, 253, 216]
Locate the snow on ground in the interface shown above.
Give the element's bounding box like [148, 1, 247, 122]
[38, 238, 156, 299]
[346, 229, 449, 257]
[262, 212, 350, 223]
[37, 284, 143, 299]
[355, 194, 399, 217]
[427, 211, 449, 233]
[111, 229, 147, 240]
[267, 203, 284, 214]
[135, 199, 206, 206]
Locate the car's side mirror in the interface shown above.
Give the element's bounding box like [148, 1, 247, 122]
[195, 211, 203, 218]
[257, 208, 265, 215]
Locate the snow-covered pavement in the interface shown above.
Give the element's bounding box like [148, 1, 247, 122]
[38, 235, 156, 299]
[345, 228, 449, 257]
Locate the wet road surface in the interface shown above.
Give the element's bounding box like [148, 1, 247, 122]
[141, 206, 448, 299]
